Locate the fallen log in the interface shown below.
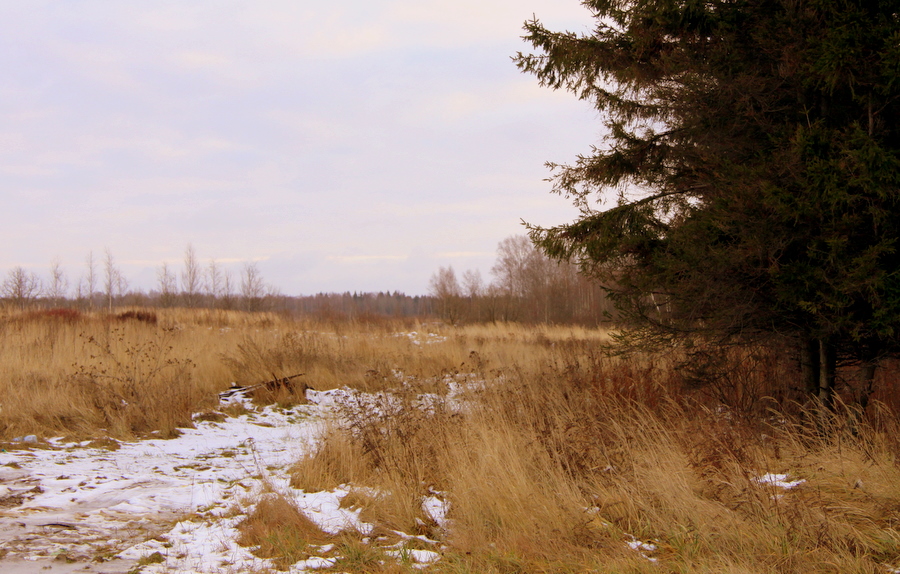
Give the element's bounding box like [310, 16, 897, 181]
[219, 373, 306, 401]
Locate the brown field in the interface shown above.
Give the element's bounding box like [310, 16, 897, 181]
[3, 306, 900, 573]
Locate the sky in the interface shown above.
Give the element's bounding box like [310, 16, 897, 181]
[0, 1, 601, 296]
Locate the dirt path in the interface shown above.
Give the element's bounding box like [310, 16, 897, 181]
[0, 402, 322, 573]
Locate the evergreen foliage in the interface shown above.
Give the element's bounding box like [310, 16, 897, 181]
[516, 0, 900, 399]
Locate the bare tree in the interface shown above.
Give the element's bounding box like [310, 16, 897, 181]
[84, 251, 97, 309]
[491, 235, 563, 321]
[429, 266, 463, 323]
[103, 249, 123, 312]
[74, 278, 86, 305]
[462, 269, 483, 298]
[117, 273, 129, 304]
[222, 268, 236, 310]
[241, 262, 266, 311]
[206, 258, 223, 306]
[181, 244, 201, 308]
[47, 258, 68, 306]
[2, 267, 42, 309]
[481, 283, 504, 323]
[461, 268, 484, 321]
[491, 235, 536, 298]
[157, 262, 177, 307]
[483, 235, 614, 324]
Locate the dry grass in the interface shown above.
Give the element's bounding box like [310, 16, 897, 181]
[0, 307, 405, 439]
[0, 306, 605, 439]
[1, 309, 199, 438]
[5, 306, 900, 572]
[237, 494, 332, 570]
[289, 331, 900, 573]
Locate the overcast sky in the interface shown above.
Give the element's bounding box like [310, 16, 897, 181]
[0, 1, 600, 296]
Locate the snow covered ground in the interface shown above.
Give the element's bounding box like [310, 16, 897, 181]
[0, 387, 446, 574]
[0, 375, 807, 573]
[0, 400, 315, 571]
[0, 393, 335, 573]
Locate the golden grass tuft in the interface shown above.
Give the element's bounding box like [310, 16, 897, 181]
[291, 425, 372, 493]
[237, 494, 332, 570]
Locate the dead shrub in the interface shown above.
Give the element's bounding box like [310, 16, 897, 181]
[31, 308, 84, 322]
[115, 310, 158, 325]
[69, 327, 200, 437]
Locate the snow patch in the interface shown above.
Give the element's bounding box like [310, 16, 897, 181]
[422, 493, 450, 529]
[755, 473, 806, 489]
[394, 331, 448, 345]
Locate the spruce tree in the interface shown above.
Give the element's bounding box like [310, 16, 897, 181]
[516, 0, 900, 402]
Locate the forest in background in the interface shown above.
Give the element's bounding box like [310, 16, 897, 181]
[0, 235, 614, 325]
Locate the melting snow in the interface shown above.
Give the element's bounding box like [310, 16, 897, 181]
[754, 473, 806, 489]
[422, 493, 450, 529]
[394, 331, 448, 345]
[0, 388, 448, 573]
[0, 400, 324, 571]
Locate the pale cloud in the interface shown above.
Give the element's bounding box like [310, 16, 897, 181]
[169, 51, 263, 87]
[172, 49, 241, 76]
[436, 252, 495, 258]
[136, 3, 213, 34]
[301, 23, 391, 58]
[142, 0, 596, 60]
[52, 41, 144, 93]
[97, 175, 240, 197]
[328, 255, 409, 263]
[262, 110, 353, 150]
[125, 135, 246, 159]
[174, 50, 237, 71]
[216, 257, 252, 264]
[2, 108, 56, 123]
[385, 0, 593, 48]
[423, 92, 484, 123]
[0, 164, 56, 177]
[153, 4, 394, 61]
[0, 0, 601, 295]
[402, 78, 588, 128]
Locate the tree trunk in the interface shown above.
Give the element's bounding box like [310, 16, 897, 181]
[844, 359, 877, 437]
[818, 339, 836, 410]
[800, 337, 819, 394]
[858, 362, 877, 411]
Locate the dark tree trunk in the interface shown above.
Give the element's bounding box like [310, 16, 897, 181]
[858, 362, 877, 411]
[800, 337, 820, 394]
[818, 339, 837, 410]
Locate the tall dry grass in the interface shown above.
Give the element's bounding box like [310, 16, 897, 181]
[0, 307, 400, 438]
[0, 308, 234, 439]
[6, 306, 900, 571]
[290, 332, 900, 573]
[0, 307, 607, 440]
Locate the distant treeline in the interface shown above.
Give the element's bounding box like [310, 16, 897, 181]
[273, 291, 435, 319]
[427, 236, 615, 324]
[0, 289, 436, 319]
[0, 237, 614, 325]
